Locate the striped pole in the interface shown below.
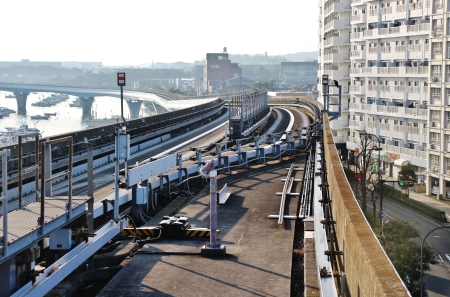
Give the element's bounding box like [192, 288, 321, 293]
[209, 170, 218, 248]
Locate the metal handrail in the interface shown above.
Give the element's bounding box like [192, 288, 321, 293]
[40, 136, 73, 235]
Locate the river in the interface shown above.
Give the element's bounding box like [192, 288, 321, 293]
[0, 91, 155, 139]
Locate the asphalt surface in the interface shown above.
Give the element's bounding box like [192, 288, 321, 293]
[370, 197, 450, 297]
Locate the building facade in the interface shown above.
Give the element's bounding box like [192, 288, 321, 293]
[317, 0, 352, 143]
[319, 0, 450, 198]
[203, 53, 242, 93]
[280, 61, 319, 85]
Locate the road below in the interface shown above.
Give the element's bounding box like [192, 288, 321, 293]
[373, 197, 450, 297]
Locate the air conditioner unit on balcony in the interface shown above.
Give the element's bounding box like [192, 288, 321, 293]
[430, 77, 437, 82]
[434, 167, 439, 172]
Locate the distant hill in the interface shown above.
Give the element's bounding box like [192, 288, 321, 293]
[281, 51, 318, 62]
[193, 51, 319, 65]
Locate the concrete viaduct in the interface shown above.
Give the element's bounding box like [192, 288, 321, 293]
[0, 83, 212, 117]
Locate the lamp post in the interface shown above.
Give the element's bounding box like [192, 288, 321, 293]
[421, 225, 450, 297]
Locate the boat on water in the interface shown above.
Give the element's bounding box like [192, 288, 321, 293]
[44, 112, 57, 117]
[0, 111, 11, 118]
[0, 107, 15, 114]
[5, 94, 15, 98]
[32, 93, 70, 107]
[0, 125, 41, 145]
[30, 115, 50, 120]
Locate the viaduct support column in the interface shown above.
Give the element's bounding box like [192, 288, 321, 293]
[13, 92, 29, 115]
[126, 100, 143, 119]
[81, 97, 95, 117]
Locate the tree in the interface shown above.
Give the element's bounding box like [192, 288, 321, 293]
[351, 132, 381, 214]
[378, 220, 437, 296]
[252, 81, 274, 91]
[398, 163, 416, 195]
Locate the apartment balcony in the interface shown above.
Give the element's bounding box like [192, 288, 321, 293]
[380, 85, 391, 92]
[407, 126, 419, 134]
[404, 107, 428, 118]
[408, 44, 421, 52]
[399, 147, 427, 159]
[361, 66, 428, 77]
[376, 105, 399, 114]
[367, 121, 377, 128]
[385, 144, 401, 154]
[327, 69, 349, 81]
[330, 120, 350, 130]
[406, 86, 419, 93]
[363, 23, 430, 39]
[324, 1, 350, 15]
[431, 119, 441, 129]
[350, 32, 363, 41]
[324, 18, 349, 32]
[393, 124, 405, 132]
[349, 67, 362, 75]
[430, 96, 442, 105]
[349, 102, 362, 110]
[380, 123, 390, 130]
[323, 52, 350, 63]
[324, 35, 350, 47]
[349, 85, 365, 94]
[410, 1, 430, 18]
[349, 120, 366, 130]
[362, 103, 377, 113]
[333, 135, 349, 143]
[350, 50, 366, 60]
[350, 13, 367, 24]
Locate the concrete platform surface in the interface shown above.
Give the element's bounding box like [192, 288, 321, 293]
[98, 157, 304, 297]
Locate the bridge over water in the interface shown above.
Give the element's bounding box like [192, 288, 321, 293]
[0, 83, 216, 117]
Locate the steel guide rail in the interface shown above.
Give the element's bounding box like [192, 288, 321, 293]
[313, 140, 338, 297]
[298, 153, 313, 218]
[278, 164, 294, 225]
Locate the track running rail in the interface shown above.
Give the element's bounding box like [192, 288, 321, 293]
[278, 164, 294, 225]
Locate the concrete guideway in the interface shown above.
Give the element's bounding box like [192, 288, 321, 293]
[0, 94, 306, 296]
[98, 157, 304, 297]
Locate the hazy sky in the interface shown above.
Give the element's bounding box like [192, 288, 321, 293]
[1, 1, 319, 66]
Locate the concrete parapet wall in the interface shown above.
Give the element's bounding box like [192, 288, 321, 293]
[322, 115, 409, 296]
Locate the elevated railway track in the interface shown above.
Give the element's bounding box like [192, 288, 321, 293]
[0, 96, 411, 297]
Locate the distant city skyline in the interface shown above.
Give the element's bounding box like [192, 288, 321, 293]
[1, 1, 318, 66]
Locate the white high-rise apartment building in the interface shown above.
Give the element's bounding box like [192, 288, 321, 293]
[317, 0, 352, 140]
[427, 0, 450, 197]
[319, 0, 450, 198]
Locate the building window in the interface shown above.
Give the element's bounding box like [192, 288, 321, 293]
[432, 65, 441, 77]
[433, 42, 443, 54]
[431, 132, 440, 145]
[431, 155, 440, 170]
[431, 88, 441, 102]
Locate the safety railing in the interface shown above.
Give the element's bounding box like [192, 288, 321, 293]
[39, 136, 73, 234]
